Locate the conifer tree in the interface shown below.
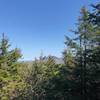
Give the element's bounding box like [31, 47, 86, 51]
[0, 34, 30, 100]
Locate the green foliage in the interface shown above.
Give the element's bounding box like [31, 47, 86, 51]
[0, 34, 31, 100]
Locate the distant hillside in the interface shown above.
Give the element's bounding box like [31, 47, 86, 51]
[21, 56, 64, 65]
[42, 56, 64, 64]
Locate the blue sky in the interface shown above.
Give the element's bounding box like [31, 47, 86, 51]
[0, 0, 99, 60]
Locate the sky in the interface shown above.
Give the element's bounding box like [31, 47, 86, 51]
[0, 0, 99, 60]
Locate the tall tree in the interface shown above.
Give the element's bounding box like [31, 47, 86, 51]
[0, 34, 30, 100]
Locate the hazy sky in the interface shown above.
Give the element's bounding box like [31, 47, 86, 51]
[0, 0, 98, 60]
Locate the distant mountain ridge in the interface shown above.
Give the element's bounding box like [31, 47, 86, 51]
[22, 56, 64, 64]
[42, 56, 64, 64]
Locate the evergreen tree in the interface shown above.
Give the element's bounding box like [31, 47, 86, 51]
[0, 34, 30, 100]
